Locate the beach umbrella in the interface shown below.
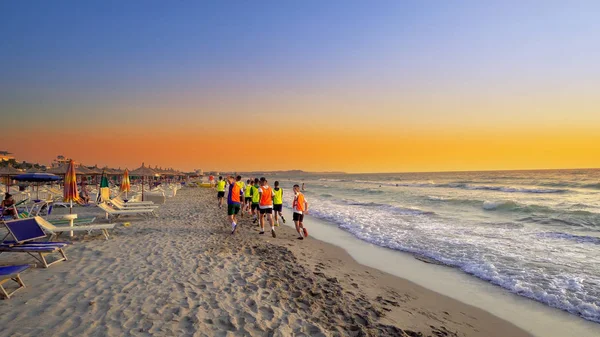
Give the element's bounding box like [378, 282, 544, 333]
[88, 165, 103, 185]
[63, 160, 79, 214]
[0, 165, 21, 192]
[100, 171, 109, 188]
[130, 163, 156, 201]
[120, 168, 131, 200]
[13, 173, 61, 200]
[96, 169, 110, 203]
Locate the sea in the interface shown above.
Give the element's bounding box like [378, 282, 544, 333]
[274, 169, 600, 324]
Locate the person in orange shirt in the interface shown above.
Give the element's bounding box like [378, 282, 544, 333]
[227, 176, 244, 235]
[258, 177, 276, 238]
[292, 184, 309, 240]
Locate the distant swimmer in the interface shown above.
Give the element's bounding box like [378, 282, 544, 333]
[273, 181, 285, 226]
[227, 176, 244, 234]
[292, 184, 309, 240]
[301, 182, 305, 191]
[258, 177, 276, 238]
[216, 176, 227, 209]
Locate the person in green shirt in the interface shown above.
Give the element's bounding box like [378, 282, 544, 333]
[251, 178, 261, 224]
[216, 176, 227, 209]
[272, 181, 286, 226]
[243, 179, 253, 213]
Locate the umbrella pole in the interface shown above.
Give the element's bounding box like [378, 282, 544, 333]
[69, 200, 73, 237]
[142, 176, 145, 201]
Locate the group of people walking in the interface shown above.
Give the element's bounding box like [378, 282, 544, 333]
[215, 176, 309, 240]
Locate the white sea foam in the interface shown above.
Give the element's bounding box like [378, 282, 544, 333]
[284, 193, 600, 323]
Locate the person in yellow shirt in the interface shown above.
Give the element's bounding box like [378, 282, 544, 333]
[215, 176, 227, 209]
[272, 181, 286, 226]
[243, 179, 253, 213]
[235, 175, 245, 216]
[251, 178, 261, 224]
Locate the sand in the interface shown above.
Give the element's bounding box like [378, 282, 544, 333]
[0, 188, 532, 337]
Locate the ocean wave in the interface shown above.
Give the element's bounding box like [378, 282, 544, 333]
[353, 179, 568, 194]
[341, 200, 433, 215]
[517, 215, 600, 230]
[460, 184, 567, 194]
[481, 200, 556, 213]
[300, 199, 600, 323]
[536, 181, 600, 190]
[428, 196, 558, 214]
[537, 232, 600, 245]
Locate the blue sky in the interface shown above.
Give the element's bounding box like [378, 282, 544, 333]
[1, 1, 599, 171]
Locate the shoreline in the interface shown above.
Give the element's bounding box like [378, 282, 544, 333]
[0, 188, 532, 336]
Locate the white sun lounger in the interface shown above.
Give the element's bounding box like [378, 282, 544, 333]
[97, 203, 157, 222]
[112, 194, 155, 206]
[35, 217, 115, 240]
[108, 198, 158, 210]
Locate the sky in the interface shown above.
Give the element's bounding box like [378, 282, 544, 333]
[1, 1, 599, 173]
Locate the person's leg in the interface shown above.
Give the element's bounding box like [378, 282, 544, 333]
[280, 210, 286, 223]
[294, 221, 303, 239]
[273, 208, 278, 225]
[231, 208, 239, 234]
[259, 209, 265, 233]
[299, 214, 307, 237]
[268, 211, 276, 238]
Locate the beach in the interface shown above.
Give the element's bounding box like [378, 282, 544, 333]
[0, 187, 531, 336]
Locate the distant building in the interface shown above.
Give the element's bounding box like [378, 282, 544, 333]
[0, 151, 14, 162]
[51, 155, 74, 167]
[195, 169, 204, 176]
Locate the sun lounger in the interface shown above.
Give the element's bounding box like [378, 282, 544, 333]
[108, 198, 158, 210]
[97, 202, 157, 222]
[35, 217, 115, 240]
[48, 216, 96, 226]
[112, 194, 155, 206]
[0, 218, 69, 268]
[0, 264, 30, 299]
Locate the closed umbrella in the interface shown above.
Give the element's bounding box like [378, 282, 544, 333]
[130, 163, 156, 202]
[120, 169, 131, 200]
[63, 160, 79, 214]
[97, 170, 110, 202]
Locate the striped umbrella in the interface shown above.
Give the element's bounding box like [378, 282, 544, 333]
[120, 168, 131, 200]
[63, 159, 79, 214]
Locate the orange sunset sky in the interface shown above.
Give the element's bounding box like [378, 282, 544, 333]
[2, 2, 599, 173]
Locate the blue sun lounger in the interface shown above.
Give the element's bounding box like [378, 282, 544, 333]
[0, 218, 69, 268]
[0, 264, 30, 299]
